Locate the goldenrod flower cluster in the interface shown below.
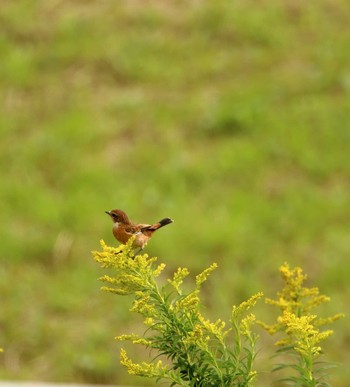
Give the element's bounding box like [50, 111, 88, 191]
[167, 267, 189, 294]
[276, 311, 333, 357]
[259, 262, 344, 386]
[195, 263, 218, 288]
[92, 239, 262, 386]
[120, 348, 168, 377]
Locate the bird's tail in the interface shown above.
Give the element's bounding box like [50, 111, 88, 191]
[157, 217, 174, 228]
[145, 217, 174, 232]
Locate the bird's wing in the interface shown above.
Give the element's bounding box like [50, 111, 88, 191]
[139, 223, 153, 232]
[125, 224, 151, 235]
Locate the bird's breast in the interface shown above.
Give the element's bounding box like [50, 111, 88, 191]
[112, 223, 129, 244]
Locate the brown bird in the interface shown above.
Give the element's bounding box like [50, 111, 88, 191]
[105, 209, 173, 252]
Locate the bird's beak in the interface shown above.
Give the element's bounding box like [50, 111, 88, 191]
[105, 211, 111, 215]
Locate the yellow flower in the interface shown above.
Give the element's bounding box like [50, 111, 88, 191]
[183, 324, 210, 348]
[144, 317, 155, 326]
[240, 313, 256, 336]
[259, 262, 344, 385]
[130, 293, 156, 316]
[260, 263, 343, 335]
[198, 315, 228, 340]
[168, 267, 189, 294]
[153, 263, 166, 277]
[173, 290, 200, 312]
[100, 286, 129, 295]
[92, 239, 134, 269]
[195, 263, 218, 288]
[93, 238, 165, 297]
[315, 313, 345, 327]
[232, 292, 263, 319]
[115, 334, 151, 346]
[120, 348, 168, 377]
[277, 310, 334, 358]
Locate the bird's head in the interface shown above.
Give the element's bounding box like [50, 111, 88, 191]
[105, 209, 130, 224]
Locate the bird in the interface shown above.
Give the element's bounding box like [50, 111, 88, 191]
[105, 209, 173, 252]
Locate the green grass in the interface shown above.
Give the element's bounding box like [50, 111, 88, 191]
[1, 1, 349, 385]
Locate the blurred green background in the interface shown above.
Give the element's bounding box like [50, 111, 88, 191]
[1, 1, 349, 386]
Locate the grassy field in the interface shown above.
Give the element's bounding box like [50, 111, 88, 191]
[1, 1, 350, 386]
